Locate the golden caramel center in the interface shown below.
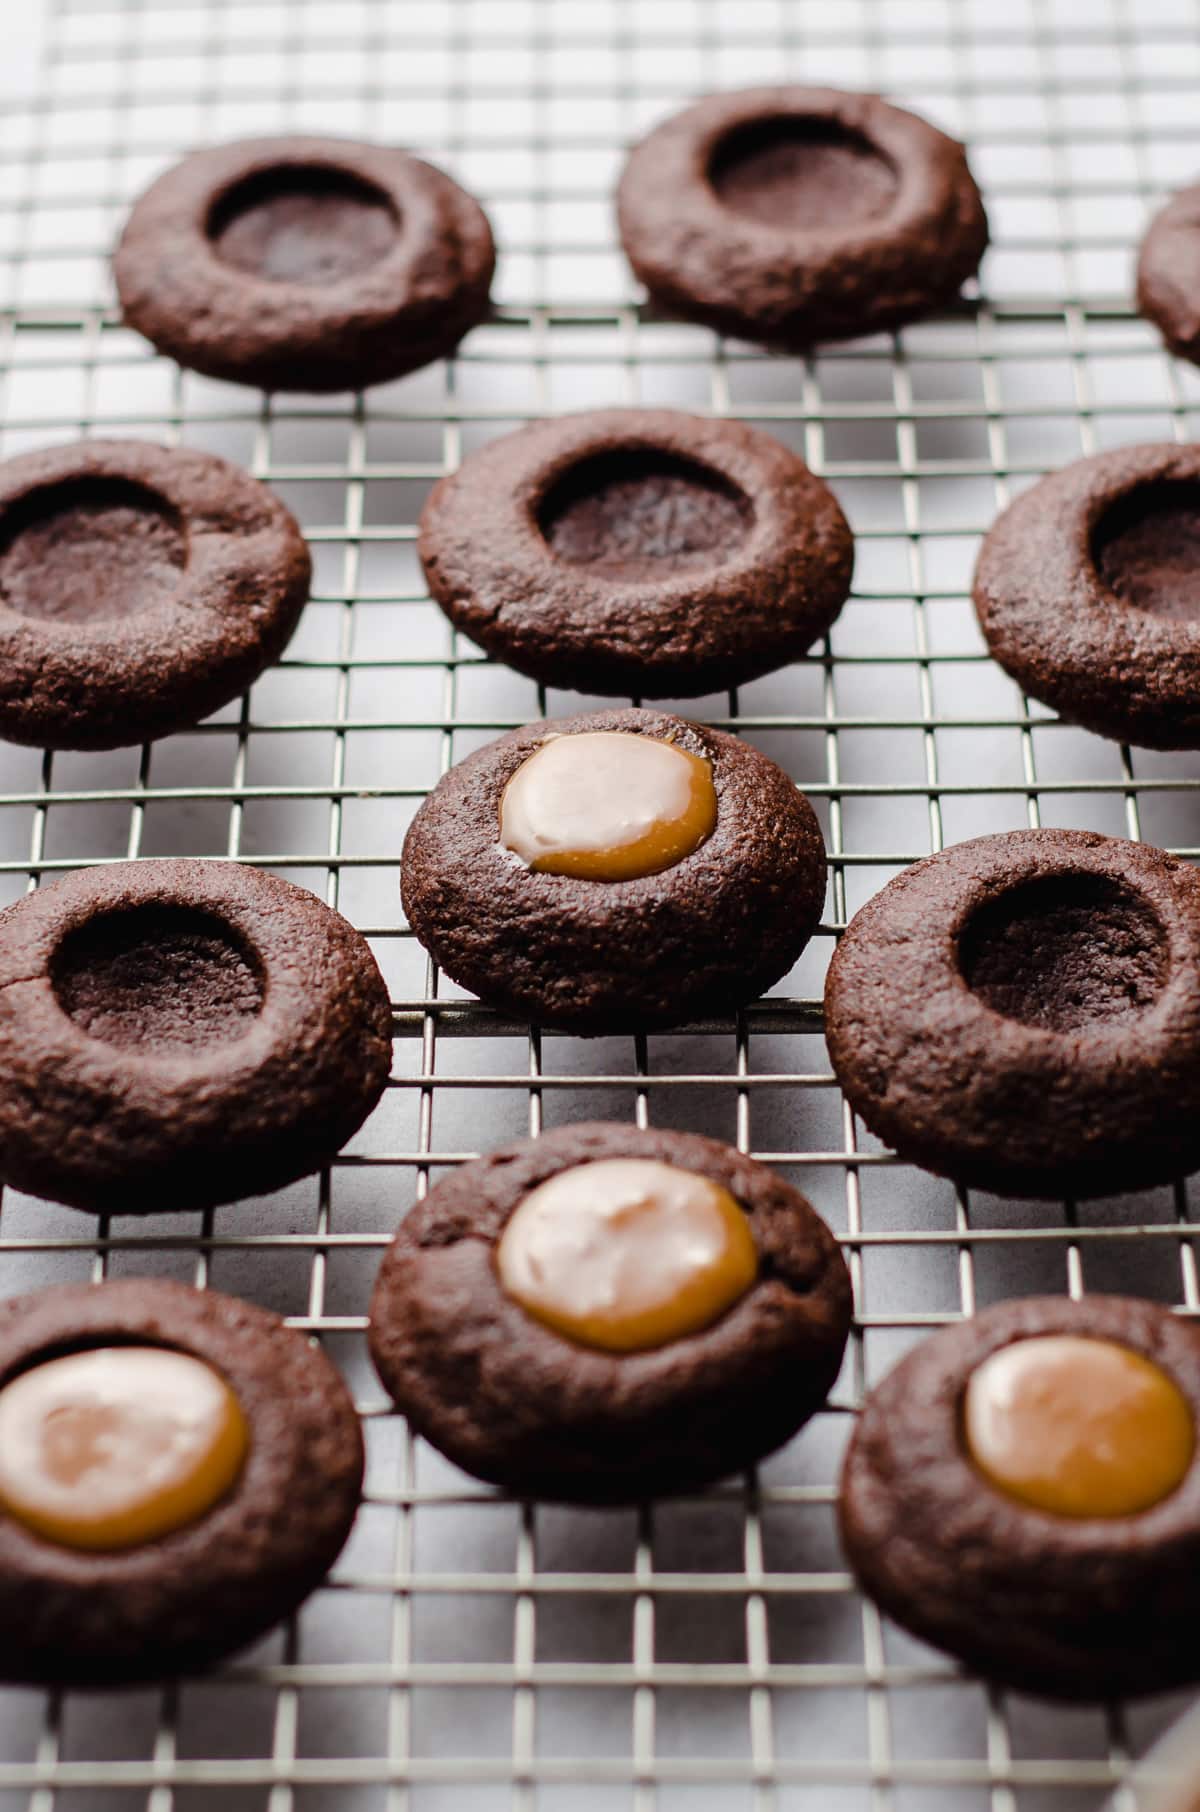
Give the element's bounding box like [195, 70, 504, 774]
[0, 1346, 249, 1551]
[963, 1334, 1195, 1520]
[495, 1157, 758, 1353]
[499, 731, 717, 882]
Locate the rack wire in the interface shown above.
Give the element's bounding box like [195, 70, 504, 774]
[0, 0, 1199, 1806]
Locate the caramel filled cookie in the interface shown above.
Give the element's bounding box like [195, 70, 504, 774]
[115, 135, 495, 392]
[401, 707, 827, 1032]
[370, 1122, 851, 1502]
[824, 829, 1200, 1198]
[0, 438, 309, 750]
[419, 407, 852, 697]
[0, 1278, 362, 1686]
[0, 859, 393, 1213]
[617, 87, 988, 348]
[974, 443, 1200, 749]
[839, 1295, 1200, 1700]
[1138, 185, 1200, 366]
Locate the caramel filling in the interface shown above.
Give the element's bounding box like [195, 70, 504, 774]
[963, 1334, 1194, 1520]
[495, 1157, 758, 1353]
[0, 1346, 249, 1550]
[499, 731, 717, 882]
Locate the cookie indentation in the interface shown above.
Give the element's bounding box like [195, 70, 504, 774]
[52, 906, 265, 1052]
[209, 165, 399, 286]
[500, 731, 717, 882]
[1093, 481, 1200, 622]
[0, 479, 185, 625]
[960, 873, 1168, 1034]
[710, 116, 898, 231]
[0, 1346, 249, 1552]
[962, 1334, 1194, 1521]
[539, 449, 752, 579]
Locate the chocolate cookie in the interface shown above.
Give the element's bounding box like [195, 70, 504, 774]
[839, 1295, 1200, 1701]
[419, 407, 852, 697]
[824, 829, 1200, 1199]
[974, 443, 1200, 749]
[369, 1121, 851, 1502]
[1138, 185, 1200, 366]
[0, 859, 393, 1214]
[115, 135, 495, 392]
[617, 87, 988, 348]
[0, 1278, 362, 1686]
[0, 438, 310, 751]
[401, 706, 827, 1032]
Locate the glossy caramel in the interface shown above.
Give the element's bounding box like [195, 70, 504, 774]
[963, 1334, 1194, 1520]
[0, 1346, 249, 1550]
[495, 1157, 758, 1353]
[499, 731, 717, 881]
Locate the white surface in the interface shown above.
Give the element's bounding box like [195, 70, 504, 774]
[0, 3, 45, 102]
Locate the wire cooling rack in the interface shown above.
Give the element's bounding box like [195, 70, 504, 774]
[1, 0, 1200, 1806]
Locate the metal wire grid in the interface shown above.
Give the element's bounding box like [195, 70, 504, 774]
[0, 0, 1198, 1806]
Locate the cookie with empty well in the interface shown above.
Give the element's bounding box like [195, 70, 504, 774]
[400, 706, 828, 1031]
[0, 438, 310, 750]
[115, 135, 495, 393]
[418, 407, 852, 697]
[974, 442, 1200, 749]
[369, 1122, 852, 1502]
[0, 1279, 362, 1686]
[840, 1295, 1200, 1700]
[0, 859, 393, 1214]
[617, 86, 988, 349]
[824, 828, 1200, 1198]
[1138, 184, 1200, 367]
